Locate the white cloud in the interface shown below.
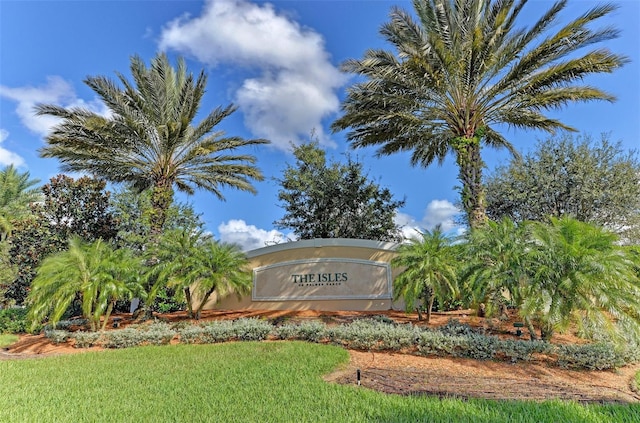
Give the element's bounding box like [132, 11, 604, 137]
[159, 0, 345, 150]
[0, 76, 109, 138]
[421, 199, 461, 233]
[395, 200, 464, 240]
[394, 212, 423, 240]
[0, 129, 25, 167]
[218, 219, 292, 251]
[0, 76, 73, 137]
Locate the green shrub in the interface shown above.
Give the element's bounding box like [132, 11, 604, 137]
[200, 320, 236, 343]
[231, 318, 272, 341]
[44, 318, 89, 331]
[152, 287, 186, 313]
[191, 319, 273, 344]
[44, 329, 70, 344]
[33, 313, 640, 371]
[72, 331, 101, 348]
[139, 322, 177, 345]
[177, 325, 207, 344]
[461, 333, 499, 360]
[274, 321, 326, 342]
[619, 340, 640, 364]
[101, 328, 144, 348]
[438, 319, 477, 337]
[370, 314, 395, 325]
[556, 343, 625, 370]
[376, 323, 420, 351]
[0, 308, 28, 334]
[498, 339, 553, 362]
[326, 320, 381, 350]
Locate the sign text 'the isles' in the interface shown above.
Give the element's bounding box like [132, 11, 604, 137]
[291, 273, 348, 283]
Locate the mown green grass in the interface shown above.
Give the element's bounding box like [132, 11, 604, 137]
[0, 342, 638, 423]
[0, 334, 18, 348]
[635, 371, 640, 392]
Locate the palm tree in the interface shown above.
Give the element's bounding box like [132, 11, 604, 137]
[36, 53, 268, 240]
[0, 165, 41, 241]
[148, 227, 211, 318]
[27, 237, 143, 332]
[463, 218, 534, 334]
[464, 216, 640, 342]
[332, 0, 627, 228]
[523, 217, 640, 342]
[392, 227, 458, 322]
[156, 229, 251, 319]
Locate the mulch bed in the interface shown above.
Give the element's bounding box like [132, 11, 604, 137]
[3, 309, 640, 403]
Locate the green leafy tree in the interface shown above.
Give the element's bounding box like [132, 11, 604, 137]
[39, 175, 118, 242]
[0, 164, 41, 241]
[110, 187, 206, 315]
[110, 186, 205, 253]
[7, 175, 118, 305]
[392, 227, 458, 322]
[154, 229, 251, 319]
[27, 237, 142, 332]
[332, 0, 627, 228]
[275, 141, 405, 241]
[485, 133, 640, 243]
[0, 242, 16, 307]
[36, 53, 268, 242]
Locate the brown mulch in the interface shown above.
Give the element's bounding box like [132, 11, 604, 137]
[2, 309, 639, 404]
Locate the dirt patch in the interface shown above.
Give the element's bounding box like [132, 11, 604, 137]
[2, 309, 639, 403]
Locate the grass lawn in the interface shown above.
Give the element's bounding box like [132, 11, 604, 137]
[0, 342, 638, 423]
[0, 334, 18, 348]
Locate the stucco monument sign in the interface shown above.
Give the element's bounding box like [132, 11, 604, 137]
[252, 258, 392, 301]
[206, 238, 402, 311]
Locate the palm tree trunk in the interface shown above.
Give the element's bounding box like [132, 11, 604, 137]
[148, 180, 174, 244]
[140, 179, 174, 319]
[101, 301, 115, 332]
[195, 287, 217, 320]
[184, 287, 195, 319]
[426, 294, 435, 324]
[524, 317, 538, 341]
[454, 137, 487, 229]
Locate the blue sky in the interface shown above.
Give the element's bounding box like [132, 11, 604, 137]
[1, 0, 639, 251]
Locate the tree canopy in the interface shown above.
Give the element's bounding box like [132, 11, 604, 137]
[36, 53, 268, 240]
[463, 217, 640, 342]
[485, 133, 640, 243]
[5, 175, 117, 305]
[274, 141, 405, 241]
[332, 0, 627, 228]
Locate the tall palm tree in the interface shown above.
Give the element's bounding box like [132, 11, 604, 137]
[392, 227, 458, 322]
[36, 53, 268, 240]
[332, 0, 627, 228]
[0, 165, 41, 241]
[27, 237, 143, 332]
